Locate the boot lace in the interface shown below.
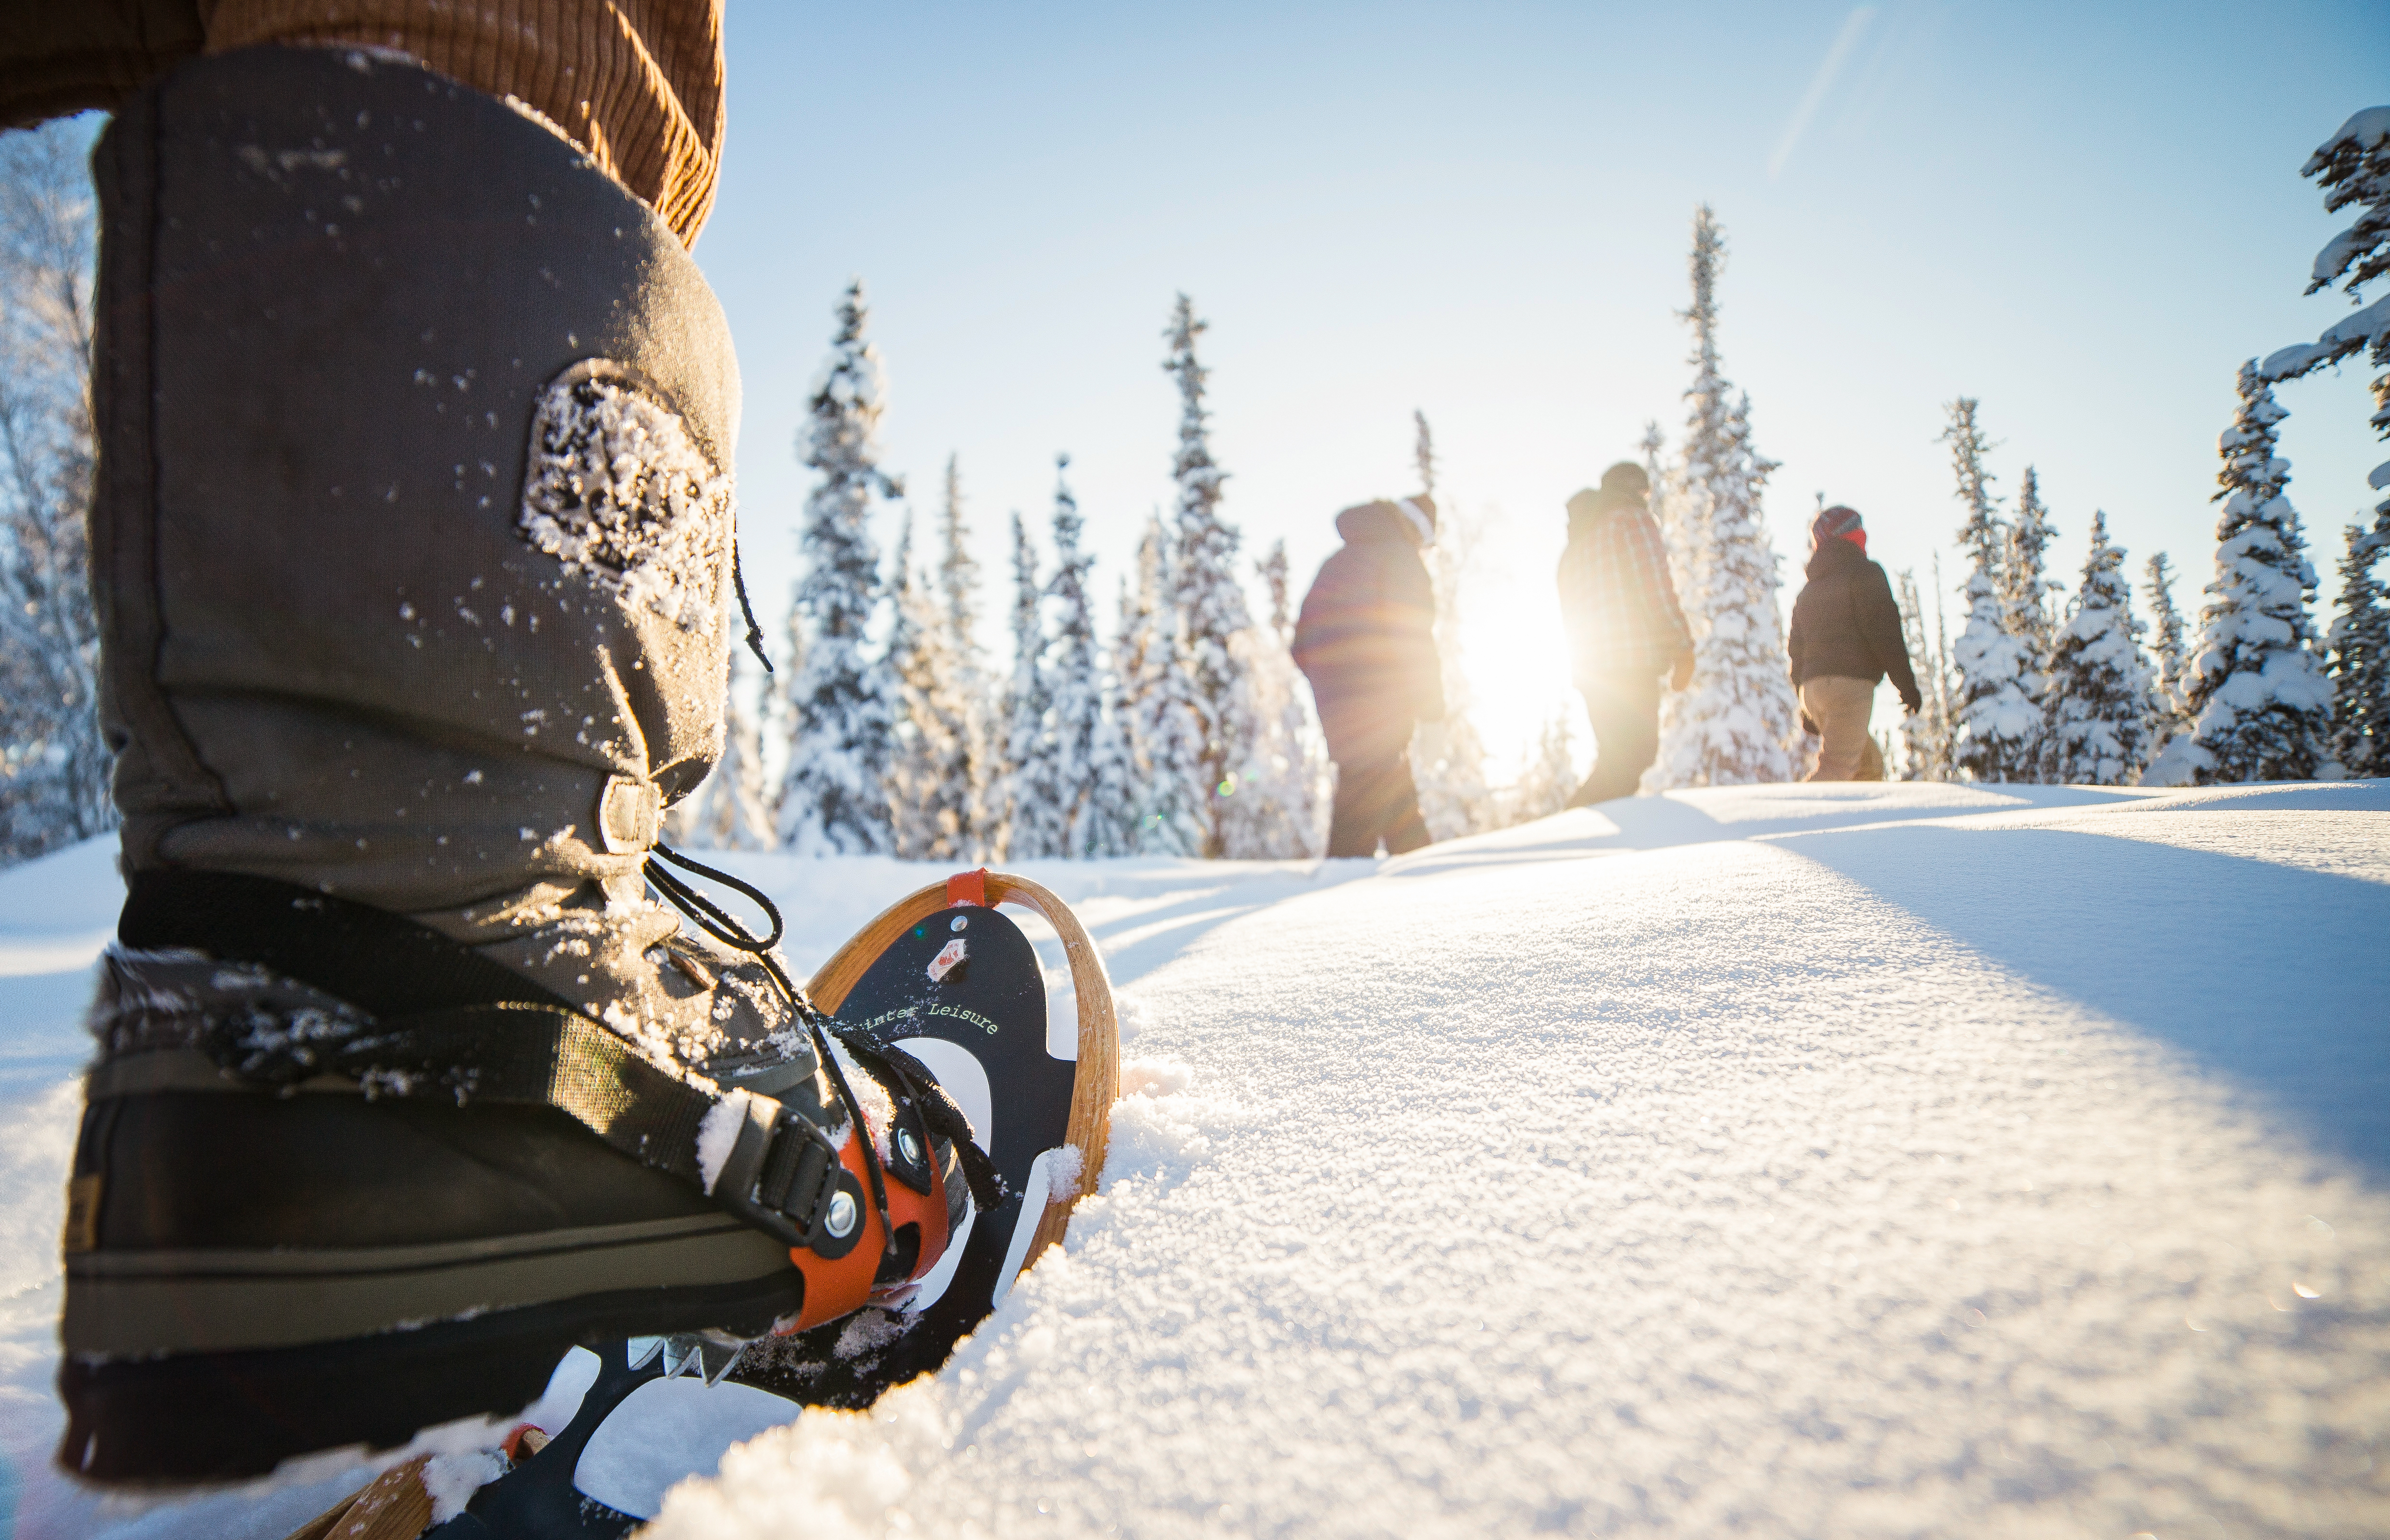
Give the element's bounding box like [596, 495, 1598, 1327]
[643, 841, 904, 1271]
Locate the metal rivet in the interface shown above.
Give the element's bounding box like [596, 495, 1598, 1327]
[825, 1190, 858, 1238]
[898, 1127, 922, 1165]
[950, 916, 968, 931]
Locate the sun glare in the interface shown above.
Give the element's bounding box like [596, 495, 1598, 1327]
[1441, 499, 1584, 786]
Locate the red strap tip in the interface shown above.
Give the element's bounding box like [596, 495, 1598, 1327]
[946, 868, 988, 908]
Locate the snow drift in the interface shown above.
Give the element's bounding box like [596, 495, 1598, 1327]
[2, 780, 2385, 1539]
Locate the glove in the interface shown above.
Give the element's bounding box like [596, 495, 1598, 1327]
[1900, 691, 1922, 717]
[1799, 712, 1818, 737]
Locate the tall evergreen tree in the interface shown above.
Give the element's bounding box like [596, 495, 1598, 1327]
[1942, 398, 2040, 781]
[1508, 707, 1579, 825]
[2001, 464, 2061, 750]
[0, 122, 109, 864]
[1406, 411, 1495, 841]
[2044, 512, 2156, 785]
[1222, 540, 1329, 857]
[882, 514, 973, 859]
[932, 454, 992, 839]
[2326, 519, 2390, 777]
[1643, 418, 1696, 617]
[669, 647, 774, 850]
[936, 455, 985, 669]
[2148, 362, 2335, 784]
[1155, 295, 1263, 857]
[1118, 513, 1203, 853]
[2143, 551, 2193, 746]
[1044, 456, 1138, 857]
[994, 511, 1066, 858]
[1647, 208, 1803, 788]
[1895, 566, 1957, 780]
[778, 282, 900, 854]
[2261, 108, 2390, 523]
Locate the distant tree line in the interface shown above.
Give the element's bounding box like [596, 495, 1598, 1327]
[0, 121, 108, 866]
[1899, 106, 2390, 787]
[3, 106, 2385, 872]
[679, 286, 1333, 860]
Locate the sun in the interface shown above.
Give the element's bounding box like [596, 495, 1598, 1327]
[1437, 501, 1583, 786]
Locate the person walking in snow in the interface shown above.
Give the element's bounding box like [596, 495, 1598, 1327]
[1786, 505, 1922, 780]
[1294, 495, 1446, 857]
[1556, 463, 1694, 806]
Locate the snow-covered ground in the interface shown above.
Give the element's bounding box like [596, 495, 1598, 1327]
[2, 781, 2386, 1538]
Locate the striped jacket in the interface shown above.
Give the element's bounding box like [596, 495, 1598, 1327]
[1556, 507, 1693, 681]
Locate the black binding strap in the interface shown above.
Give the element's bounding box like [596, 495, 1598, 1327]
[119, 871, 848, 1250]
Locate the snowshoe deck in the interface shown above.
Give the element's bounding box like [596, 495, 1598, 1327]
[415, 870, 1115, 1537]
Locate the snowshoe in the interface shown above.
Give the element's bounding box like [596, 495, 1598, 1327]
[417, 869, 1115, 1537]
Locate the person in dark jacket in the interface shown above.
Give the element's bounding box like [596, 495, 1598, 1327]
[1556, 463, 1694, 806]
[1293, 496, 1445, 856]
[1785, 505, 1922, 780]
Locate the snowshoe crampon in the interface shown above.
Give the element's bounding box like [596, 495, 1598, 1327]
[411, 869, 1116, 1537]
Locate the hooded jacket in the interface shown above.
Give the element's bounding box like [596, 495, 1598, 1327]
[1292, 502, 1444, 752]
[1786, 536, 1922, 707]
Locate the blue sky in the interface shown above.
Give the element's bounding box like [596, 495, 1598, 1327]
[699, 1, 2388, 766]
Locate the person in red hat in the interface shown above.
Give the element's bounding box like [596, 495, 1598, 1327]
[1786, 505, 1922, 780]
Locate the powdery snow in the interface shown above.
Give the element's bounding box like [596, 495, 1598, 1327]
[1, 785, 2386, 1538]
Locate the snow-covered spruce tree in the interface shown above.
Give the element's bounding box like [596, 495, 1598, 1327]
[668, 647, 773, 850]
[1117, 513, 1203, 853]
[1405, 411, 1496, 841]
[931, 454, 992, 845]
[0, 122, 109, 865]
[1224, 540, 1329, 857]
[2043, 512, 2156, 785]
[1159, 295, 1263, 857]
[1508, 707, 1578, 825]
[1929, 557, 1961, 776]
[1894, 567, 1957, 780]
[1044, 456, 1138, 857]
[2147, 362, 2335, 784]
[2326, 520, 2390, 776]
[777, 282, 901, 854]
[764, 590, 805, 803]
[1942, 398, 2040, 782]
[2262, 107, 2390, 522]
[881, 514, 973, 859]
[1642, 418, 1696, 617]
[2259, 107, 2390, 779]
[2143, 551, 2193, 746]
[2001, 465, 2061, 734]
[993, 511, 1066, 859]
[1647, 208, 1803, 789]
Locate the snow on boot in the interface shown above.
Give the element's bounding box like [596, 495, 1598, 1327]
[56, 46, 973, 1485]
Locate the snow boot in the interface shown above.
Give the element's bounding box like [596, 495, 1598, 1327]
[57, 45, 980, 1486]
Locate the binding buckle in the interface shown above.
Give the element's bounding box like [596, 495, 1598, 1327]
[712, 1093, 844, 1250]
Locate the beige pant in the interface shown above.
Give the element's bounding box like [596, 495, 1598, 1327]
[1802, 676, 1884, 782]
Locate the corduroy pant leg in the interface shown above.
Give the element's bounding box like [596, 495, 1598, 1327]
[1801, 676, 1880, 781]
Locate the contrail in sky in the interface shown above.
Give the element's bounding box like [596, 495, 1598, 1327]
[1768, 6, 1877, 180]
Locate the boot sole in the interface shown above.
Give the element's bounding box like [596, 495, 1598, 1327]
[58, 1270, 799, 1484]
[64, 1212, 793, 1356]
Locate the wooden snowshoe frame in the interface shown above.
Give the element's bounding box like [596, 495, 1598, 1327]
[807, 870, 1117, 1269]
